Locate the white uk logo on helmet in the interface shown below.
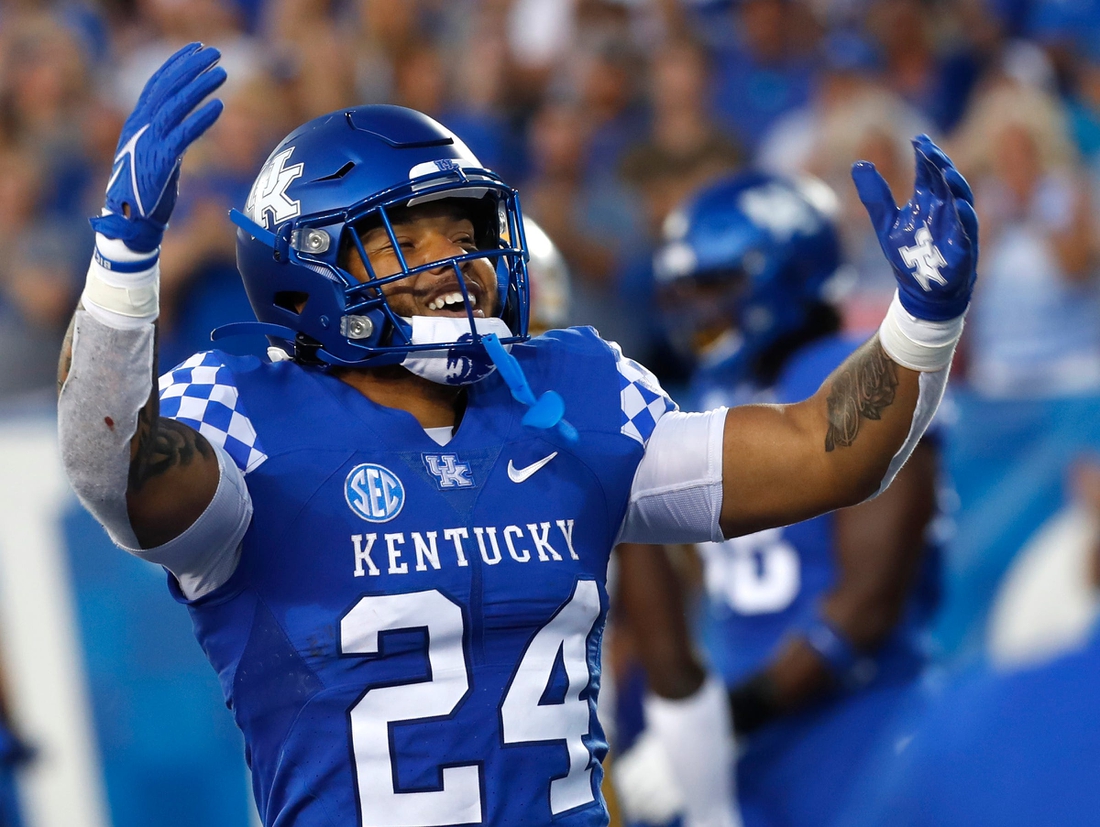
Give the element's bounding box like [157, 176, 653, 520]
[739, 184, 820, 242]
[247, 147, 305, 230]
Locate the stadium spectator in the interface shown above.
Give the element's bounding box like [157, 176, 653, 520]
[953, 79, 1100, 397]
[522, 99, 645, 350]
[111, 0, 260, 111]
[1065, 41, 1100, 182]
[806, 87, 932, 332]
[862, 0, 984, 134]
[707, 0, 818, 153]
[156, 70, 289, 368]
[0, 664, 30, 827]
[620, 37, 742, 238]
[263, 0, 358, 123]
[757, 30, 885, 178]
[0, 143, 86, 399]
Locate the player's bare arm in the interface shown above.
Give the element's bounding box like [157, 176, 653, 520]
[615, 543, 707, 700]
[719, 336, 918, 537]
[826, 439, 937, 645]
[718, 136, 978, 538]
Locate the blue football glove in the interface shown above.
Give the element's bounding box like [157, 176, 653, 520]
[852, 134, 979, 321]
[90, 43, 226, 253]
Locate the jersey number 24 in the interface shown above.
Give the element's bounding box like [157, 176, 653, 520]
[340, 579, 601, 826]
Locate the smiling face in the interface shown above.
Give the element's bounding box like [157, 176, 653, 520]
[344, 199, 501, 320]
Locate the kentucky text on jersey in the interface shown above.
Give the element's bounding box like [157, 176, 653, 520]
[351, 520, 581, 575]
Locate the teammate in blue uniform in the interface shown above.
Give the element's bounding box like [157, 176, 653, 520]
[616, 172, 942, 827]
[56, 45, 977, 827]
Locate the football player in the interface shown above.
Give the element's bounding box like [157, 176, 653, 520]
[621, 171, 943, 827]
[57, 44, 976, 827]
[522, 216, 572, 336]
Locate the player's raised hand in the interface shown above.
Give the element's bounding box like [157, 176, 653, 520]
[91, 43, 226, 253]
[852, 134, 978, 321]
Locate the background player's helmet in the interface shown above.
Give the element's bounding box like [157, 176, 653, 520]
[231, 105, 529, 365]
[654, 171, 843, 367]
[523, 217, 571, 335]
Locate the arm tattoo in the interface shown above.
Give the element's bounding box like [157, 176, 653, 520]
[824, 338, 899, 452]
[129, 415, 213, 490]
[128, 328, 212, 491]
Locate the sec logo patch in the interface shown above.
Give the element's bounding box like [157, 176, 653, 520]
[344, 463, 405, 523]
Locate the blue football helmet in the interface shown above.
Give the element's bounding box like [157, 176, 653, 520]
[225, 105, 529, 366]
[523, 216, 571, 335]
[654, 170, 843, 372]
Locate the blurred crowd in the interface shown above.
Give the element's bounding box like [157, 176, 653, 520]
[2, 0, 1100, 401]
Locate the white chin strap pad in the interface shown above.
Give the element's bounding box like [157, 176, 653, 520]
[399, 315, 513, 386]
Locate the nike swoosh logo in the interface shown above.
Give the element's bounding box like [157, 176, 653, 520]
[507, 452, 558, 483]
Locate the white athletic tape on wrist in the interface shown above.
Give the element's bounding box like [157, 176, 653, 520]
[877, 291, 964, 372]
[81, 233, 160, 329]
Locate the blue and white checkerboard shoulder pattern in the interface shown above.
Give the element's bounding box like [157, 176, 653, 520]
[611, 342, 677, 446]
[158, 352, 268, 474]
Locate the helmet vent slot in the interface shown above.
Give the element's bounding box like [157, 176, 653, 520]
[313, 161, 356, 182]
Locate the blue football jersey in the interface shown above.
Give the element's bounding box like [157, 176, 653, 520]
[157, 327, 675, 827]
[689, 335, 934, 690]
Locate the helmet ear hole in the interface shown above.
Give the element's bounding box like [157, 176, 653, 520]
[275, 291, 310, 314]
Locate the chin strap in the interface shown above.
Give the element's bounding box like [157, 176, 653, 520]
[481, 333, 577, 442]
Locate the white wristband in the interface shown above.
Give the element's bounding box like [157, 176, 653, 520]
[81, 233, 160, 329]
[877, 291, 964, 372]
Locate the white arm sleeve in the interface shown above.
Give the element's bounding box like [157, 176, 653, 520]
[871, 365, 950, 497]
[873, 293, 958, 496]
[59, 305, 252, 600]
[617, 408, 728, 545]
[59, 309, 155, 550]
[58, 237, 162, 548]
[127, 440, 252, 600]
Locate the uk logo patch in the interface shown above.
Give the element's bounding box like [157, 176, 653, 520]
[345, 463, 405, 522]
[423, 453, 475, 489]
